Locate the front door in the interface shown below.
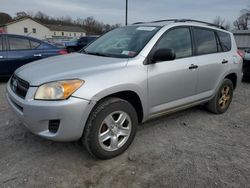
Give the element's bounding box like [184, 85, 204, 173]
[147, 27, 198, 115]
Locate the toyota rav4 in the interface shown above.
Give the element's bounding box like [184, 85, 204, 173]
[6, 19, 243, 159]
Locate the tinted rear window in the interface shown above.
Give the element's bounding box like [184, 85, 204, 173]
[9, 36, 30, 50]
[194, 28, 217, 55]
[217, 31, 231, 52]
[0, 36, 2, 51]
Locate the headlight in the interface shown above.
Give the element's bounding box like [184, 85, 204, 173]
[34, 80, 84, 100]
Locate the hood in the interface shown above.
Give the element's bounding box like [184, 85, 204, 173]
[15, 53, 128, 86]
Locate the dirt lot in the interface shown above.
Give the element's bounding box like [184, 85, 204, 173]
[0, 80, 250, 188]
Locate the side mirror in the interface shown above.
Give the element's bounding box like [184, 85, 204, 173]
[150, 48, 176, 63]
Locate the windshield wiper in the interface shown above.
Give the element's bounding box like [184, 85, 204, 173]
[81, 50, 108, 57]
[81, 49, 110, 57]
[85, 52, 108, 57]
[81, 50, 125, 58]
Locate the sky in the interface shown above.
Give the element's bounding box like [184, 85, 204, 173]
[1, 0, 249, 25]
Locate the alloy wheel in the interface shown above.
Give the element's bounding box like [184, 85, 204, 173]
[98, 111, 132, 151]
[218, 85, 231, 109]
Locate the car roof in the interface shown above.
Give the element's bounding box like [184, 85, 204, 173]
[0, 33, 59, 48]
[0, 33, 43, 41]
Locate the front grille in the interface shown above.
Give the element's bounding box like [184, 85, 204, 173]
[10, 75, 29, 99]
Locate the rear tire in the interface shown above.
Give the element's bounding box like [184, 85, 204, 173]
[82, 97, 138, 159]
[207, 79, 233, 114]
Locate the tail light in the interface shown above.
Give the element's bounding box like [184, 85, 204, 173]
[237, 50, 244, 59]
[58, 49, 68, 55]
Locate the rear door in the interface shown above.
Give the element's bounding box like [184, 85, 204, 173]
[6, 35, 44, 74]
[0, 35, 9, 76]
[192, 27, 230, 97]
[39, 42, 61, 58]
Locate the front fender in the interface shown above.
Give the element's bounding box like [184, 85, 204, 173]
[73, 83, 148, 121]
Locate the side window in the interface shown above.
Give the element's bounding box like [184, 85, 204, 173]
[154, 27, 192, 59]
[30, 40, 41, 49]
[0, 36, 3, 51]
[217, 31, 231, 52]
[9, 36, 31, 50]
[193, 28, 217, 55]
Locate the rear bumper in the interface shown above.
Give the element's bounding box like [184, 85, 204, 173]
[6, 80, 95, 141]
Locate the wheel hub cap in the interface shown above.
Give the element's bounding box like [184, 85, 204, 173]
[219, 85, 231, 109]
[98, 111, 132, 151]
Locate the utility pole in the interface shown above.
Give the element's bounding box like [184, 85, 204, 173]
[125, 0, 128, 25]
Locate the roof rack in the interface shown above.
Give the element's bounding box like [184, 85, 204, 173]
[133, 19, 225, 30]
[133, 19, 178, 25]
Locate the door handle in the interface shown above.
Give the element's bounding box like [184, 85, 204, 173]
[189, 64, 198, 70]
[33, 54, 42, 57]
[222, 59, 228, 64]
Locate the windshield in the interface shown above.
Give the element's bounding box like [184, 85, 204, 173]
[83, 26, 160, 58]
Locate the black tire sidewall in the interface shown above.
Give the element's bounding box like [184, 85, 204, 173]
[84, 98, 138, 159]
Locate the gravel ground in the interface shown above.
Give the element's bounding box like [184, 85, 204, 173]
[0, 80, 250, 188]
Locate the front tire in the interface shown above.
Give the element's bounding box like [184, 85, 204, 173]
[207, 79, 234, 114]
[82, 98, 138, 159]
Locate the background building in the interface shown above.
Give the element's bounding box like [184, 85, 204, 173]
[0, 17, 86, 40]
[46, 24, 86, 39]
[233, 30, 250, 50]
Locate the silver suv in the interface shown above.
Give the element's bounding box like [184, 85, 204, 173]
[6, 19, 243, 159]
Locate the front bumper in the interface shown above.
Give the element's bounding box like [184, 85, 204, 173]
[6, 80, 95, 141]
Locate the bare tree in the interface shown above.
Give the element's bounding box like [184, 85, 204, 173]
[233, 8, 250, 30]
[76, 17, 121, 34]
[8, 11, 121, 35]
[83, 17, 108, 35]
[15, 11, 28, 19]
[0, 12, 12, 25]
[34, 11, 50, 22]
[213, 16, 231, 30]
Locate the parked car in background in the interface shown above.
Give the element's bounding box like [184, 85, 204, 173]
[243, 49, 250, 78]
[0, 34, 67, 77]
[43, 40, 66, 48]
[65, 35, 99, 52]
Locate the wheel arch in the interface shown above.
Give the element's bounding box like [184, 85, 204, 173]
[93, 90, 144, 123]
[225, 73, 237, 89]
